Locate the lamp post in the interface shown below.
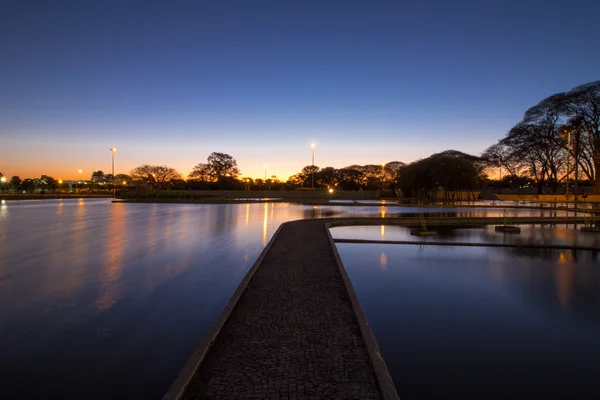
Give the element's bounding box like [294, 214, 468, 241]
[310, 142, 316, 189]
[77, 169, 82, 193]
[110, 148, 117, 198]
[264, 164, 268, 191]
[560, 130, 572, 205]
[58, 180, 63, 196]
[0, 176, 6, 193]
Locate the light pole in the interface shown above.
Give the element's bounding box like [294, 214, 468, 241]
[264, 164, 268, 191]
[0, 176, 6, 193]
[77, 169, 82, 193]
[110, 148, 117, 198]
[560, 130, 572, 204]
[58, 180, 63, 196]
[310, 142, 316, 189]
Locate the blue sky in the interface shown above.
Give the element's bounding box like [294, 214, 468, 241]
[1, 0, 599, 180]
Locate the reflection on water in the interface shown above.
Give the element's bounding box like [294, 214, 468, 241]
[0, 199, 595, 399]
[0, 199, 313, 399]
[331, 224, 600, 248]
[337, 243, 600, 399]
[97, 203, 125, 312]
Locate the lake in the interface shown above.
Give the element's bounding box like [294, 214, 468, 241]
[0, 199, 593, 398]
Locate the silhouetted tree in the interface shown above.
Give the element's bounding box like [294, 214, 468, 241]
[188, 163, 213, 182]
[130, 164, 181, 189]
[398, 152, 486, 203]
[206, 152, 240, 181]
[9, 176, 21, 192]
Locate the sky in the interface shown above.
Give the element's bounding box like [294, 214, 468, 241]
[1, 0, 599, 181]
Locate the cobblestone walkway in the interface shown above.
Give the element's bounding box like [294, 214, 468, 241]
[182, 220, 384, 399]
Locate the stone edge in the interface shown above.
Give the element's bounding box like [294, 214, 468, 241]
[162, 222, 287, 400]
[324, 221, 401, 400]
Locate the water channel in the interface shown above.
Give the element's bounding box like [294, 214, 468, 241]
[332, 227, 600, 399]
[0, 199, 596, 398]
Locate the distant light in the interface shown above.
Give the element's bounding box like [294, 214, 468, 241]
[122, 181, 127, 185]
[1, 200, 5, 205]
[328, 188, 333, 193]
[0, 177, 6, 182]
[310, 142, 316, 149]
[58, 180, 63, 184]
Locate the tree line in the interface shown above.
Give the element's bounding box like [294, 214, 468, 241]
[2, 80, 598, 197]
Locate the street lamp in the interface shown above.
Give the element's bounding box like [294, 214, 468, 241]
[264, 164, 268, 191]
[559, 130, 572, 203]
[0, 176, 6, 193]
[58, 180, 63, 196]
[310, 142, 316, 189]
[110, 148, 117, 198]
[77, 169, 82, 193]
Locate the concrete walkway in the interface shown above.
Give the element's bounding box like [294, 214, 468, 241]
[167, 219, 396, 400]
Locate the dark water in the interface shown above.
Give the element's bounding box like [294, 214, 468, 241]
[0, 199, 590, 399]
[335, 234, 600, 399]
[0, 199, 309, 399]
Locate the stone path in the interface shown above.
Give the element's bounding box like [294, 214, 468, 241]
[180, 219, 387, 399]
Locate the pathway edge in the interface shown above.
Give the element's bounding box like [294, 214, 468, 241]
[325, 221, 401, 400]
[162, 222, 287, 400]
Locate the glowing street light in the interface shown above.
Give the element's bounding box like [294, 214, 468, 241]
[0, 176, 6, 193]
[310, 142, 316, 189]
[110, 148, 117, 198]
[264, 164, 268, 191]
[77, 169, 82, 193]
[58, 180, 63, 196]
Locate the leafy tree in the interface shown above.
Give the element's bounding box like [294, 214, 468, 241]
[316, 167, 337, 188]
[481, 142, 522, 178]
[188, 163, 213, 182]
[206, 152, 240, 180]
[336, 167, 363, 190]
[21, 178, 36, 193]
[190, 153, 240, 189]
[398, 152, 486, 203]
[130, 164, 182, 189]
[519, 81, 600, 192]
[115, 173, 131, 182]
[563, 82, 600, 192]
[9, 176, 21, 191]
[39, 175, 58, 193]
[91, 171, 105, 181]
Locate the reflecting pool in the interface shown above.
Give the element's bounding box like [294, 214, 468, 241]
[0, 198, 592, 399]
[335, 242, 600, 399]
[331, 224, 600, 248]
[0, 199, 308, 399]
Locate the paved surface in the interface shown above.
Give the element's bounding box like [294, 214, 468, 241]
[182, 219, 383, 400]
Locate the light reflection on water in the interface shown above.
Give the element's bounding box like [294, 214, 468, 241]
[0, 199, 593, 399]
[331, 224, 600, 248]
[0, 199, 309, 399]
[336, 242, 600, 399]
